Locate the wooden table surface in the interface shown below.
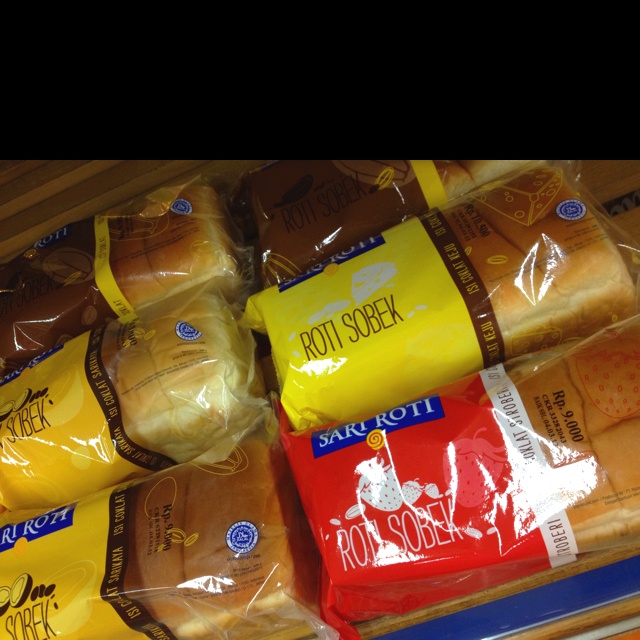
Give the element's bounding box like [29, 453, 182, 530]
[1, 159, 640, 640]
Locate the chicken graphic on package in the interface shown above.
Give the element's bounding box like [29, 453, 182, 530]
[348, 428, 508, 541]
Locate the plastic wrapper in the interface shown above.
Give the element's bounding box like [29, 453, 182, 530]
[280, 312, 640, 639]
[0, 290, 268, 512]
[243, 161, 640, 431]
[0, 175, 253, 378]
[0, 420, 338, 640]
[231, 160, 540, 287]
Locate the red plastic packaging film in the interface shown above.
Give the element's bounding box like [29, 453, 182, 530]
[280, 313, 640, 638]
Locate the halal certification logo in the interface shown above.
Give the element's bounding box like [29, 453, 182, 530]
[175, 321, 202, 341]
[226, 521, 259, 554]
[171, 198, 193, 215]
[556, 199, 587, 221]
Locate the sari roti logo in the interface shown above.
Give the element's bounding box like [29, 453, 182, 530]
[0, 504, 76, 553]
[311, 395, 445, 458]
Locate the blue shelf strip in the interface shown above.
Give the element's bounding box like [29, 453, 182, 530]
[380, 554, 640, 639]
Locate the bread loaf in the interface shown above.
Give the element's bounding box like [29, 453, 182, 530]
[0, 291, 267, 511]
[0, 428, 331, 639]
[243, 162, 639, 431]
[502, 318, 640, 553]
[279, 313, 640, 631]
[0, 176, 250, 377]
[232, 159, 534, 286]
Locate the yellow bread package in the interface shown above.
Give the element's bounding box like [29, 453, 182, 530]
[0, 424, 337, 640]
[0, 291, 268, 512]
[0, 175, 252, 378]
[243, 161, 640, 431]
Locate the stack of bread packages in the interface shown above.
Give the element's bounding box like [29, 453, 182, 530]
[239, 160, 640, 639]
[0, 175, 337, 639]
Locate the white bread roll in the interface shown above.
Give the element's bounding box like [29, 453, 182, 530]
[502, 316, 640, 552]
[111, 292, 267, 463]
[435, 159, 536, 199]
[107, 177, 247, 308]
[454, 164, 639, 358]
[122, 436, 324, 639]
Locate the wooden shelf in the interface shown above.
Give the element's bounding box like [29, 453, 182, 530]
[0, 160, 265, 263]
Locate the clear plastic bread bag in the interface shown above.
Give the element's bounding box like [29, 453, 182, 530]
[0, 174, 255, 378]
[280, 311, 640, 639]
[0, 288, 269, 512]
[0, 414, 339, 640]
[230, 160, 539, 288]
[242, 160, 640, 433]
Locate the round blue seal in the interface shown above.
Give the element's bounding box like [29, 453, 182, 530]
[170, 198, 193, 215]
[175, 321, 202, 341]
[556, 198, 587, 221]
[226, 520, 259, 554]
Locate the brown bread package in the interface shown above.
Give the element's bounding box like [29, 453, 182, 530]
[0, 423, 337, 640]
[231, 160, 536, 286]
[0, 175, 251, 377]
[0, 290, 268, 512]
[243, 161, 640, 431]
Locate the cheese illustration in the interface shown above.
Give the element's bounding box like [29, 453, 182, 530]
[351, 262, 397, 305]
[473, 166, 563, 226]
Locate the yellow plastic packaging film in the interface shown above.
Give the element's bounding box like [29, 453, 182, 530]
[94, 214, 137, 321]
[0, 432, 328, 640]
[0, 328, 169, 512]
[243, 215, 487, 431]
[0, 492, 145, 640]
[410, 160, 449, 209]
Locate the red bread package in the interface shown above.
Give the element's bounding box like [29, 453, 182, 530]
[280, 313, 640, 639]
